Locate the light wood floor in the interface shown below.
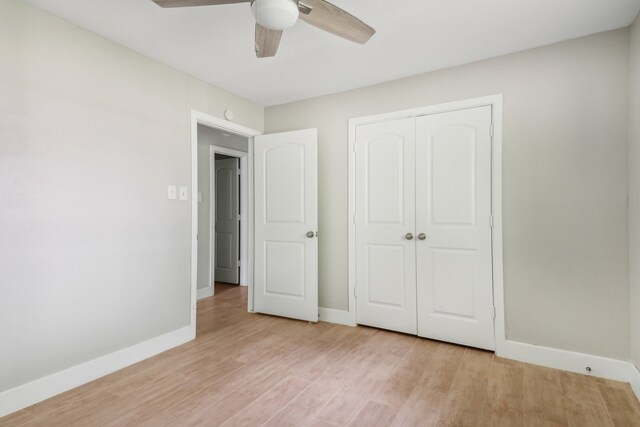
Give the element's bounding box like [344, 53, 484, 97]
[3, 283, 640, 426]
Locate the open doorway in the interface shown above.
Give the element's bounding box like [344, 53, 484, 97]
[190, 110, 262, 331]
[196, 124, 250, 299]
[190, 110, 319, 329]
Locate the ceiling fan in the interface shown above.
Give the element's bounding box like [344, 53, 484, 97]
[151, 0, 375, 58]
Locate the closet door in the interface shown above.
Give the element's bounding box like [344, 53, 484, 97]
[415, 106, 495, 350]
[355, 118, 417, 335]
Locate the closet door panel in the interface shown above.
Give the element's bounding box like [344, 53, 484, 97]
[416, 106, 495, 350]
[355, 118, 417, 335]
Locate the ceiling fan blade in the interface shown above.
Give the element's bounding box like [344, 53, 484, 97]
[298, 0, 375, 44]
[255, 23, 283, 58]
[151, 0, 249, 7]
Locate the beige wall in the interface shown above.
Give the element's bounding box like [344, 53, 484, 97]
[197, 125, 248, 290]
[0, 0, 263, 392]
[266, 29, 631, 359]
[629, 13, 640, 369]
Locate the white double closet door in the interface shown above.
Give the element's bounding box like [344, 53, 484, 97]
[355, 106, 495, 350]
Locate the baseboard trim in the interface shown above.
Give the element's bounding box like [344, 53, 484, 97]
[318, 307, 356, 326]
[0, 326, 194, 418]
[197, 286, 214, 300]
[499, 339, 640, 399]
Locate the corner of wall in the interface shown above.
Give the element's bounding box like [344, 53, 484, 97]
[629, 11, 640, 369]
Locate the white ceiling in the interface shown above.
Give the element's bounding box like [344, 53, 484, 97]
[24, 0, 640, 106]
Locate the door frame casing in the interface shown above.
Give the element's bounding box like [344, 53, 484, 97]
[347, 94, 505, 355]
[190, 110, 261, 331]
[209, 146, 248, 294]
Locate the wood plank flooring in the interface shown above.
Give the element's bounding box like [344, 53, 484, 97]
[2, 283, 639, 426]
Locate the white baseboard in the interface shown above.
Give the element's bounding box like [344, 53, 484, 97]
[197, 286, 214, 300]
[0, 326, 194, 418]
[318, 307, 356, 326]
[499, 339, 640, 400]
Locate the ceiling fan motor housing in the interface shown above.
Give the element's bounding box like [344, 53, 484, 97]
[251, 0, 299, 31]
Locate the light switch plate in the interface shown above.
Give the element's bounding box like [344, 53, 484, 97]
[179, 186, 188, 201]
[167, 185, 177, 200]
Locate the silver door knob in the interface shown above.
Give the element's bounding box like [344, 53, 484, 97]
[306, 231, 315, 238]
[405, 233, 414, 240]
[418, 233, 427, 241]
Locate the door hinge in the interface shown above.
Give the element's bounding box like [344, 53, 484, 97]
[489, 215, 494, 228]
[354, 287, 357, 298]
[353, 142, 358, 153]
[490, 125, 494, 139]
[237, 260, 241, 267]
[492, 306, 496, 320]
[353, 214, 357, 224]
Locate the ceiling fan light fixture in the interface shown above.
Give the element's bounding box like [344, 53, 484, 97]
[251, 0, 299, 31]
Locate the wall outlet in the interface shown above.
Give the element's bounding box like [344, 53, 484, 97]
[167, 185, 177, 200]
[179, 186, 188, 201]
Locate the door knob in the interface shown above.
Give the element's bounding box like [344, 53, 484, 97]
[418, 233, 427, 241]
[306, 231, 315, 239]
[405, 233, 414, 240]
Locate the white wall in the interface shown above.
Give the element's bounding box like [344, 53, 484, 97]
[197, 125, 247, 290]
[266, 29, 631, 359]
[0, 0, 263, 393]
[629, 13, 640, 369]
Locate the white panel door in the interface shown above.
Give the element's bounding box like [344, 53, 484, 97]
[214, 158, 240, 284]
[355, 118, 417, 334]
[416, 106, 495, 350]
[254, 129, 318, 322]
